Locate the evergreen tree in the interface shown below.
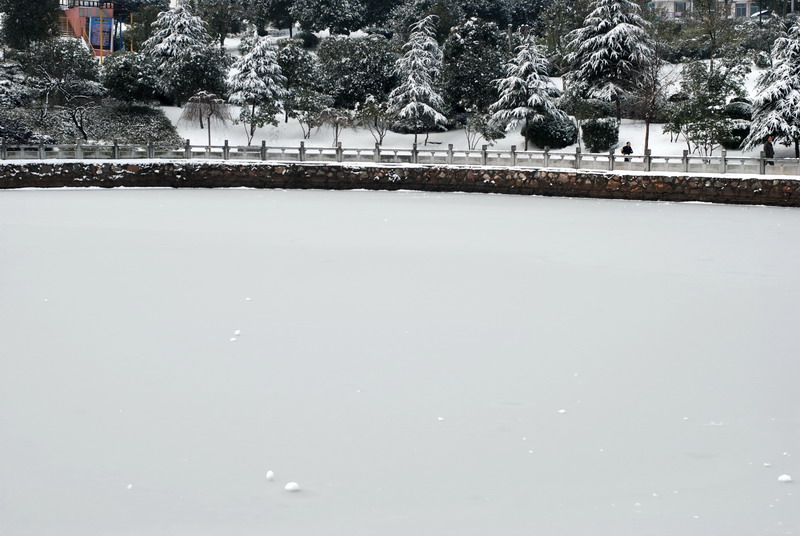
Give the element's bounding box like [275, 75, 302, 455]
[101, 52, 158, 105]
[389, 0, 464, 44]
[441, 18, 507, 115]
[227, 33, 288, 144]
[744, 23, 800, 157]
[664, 58, 748, 156]
[277, 40, 318, 122]
[141, 4, 227, 105]
[564, 0, 654, 119]
[195, 0, 244, 47]
[388, 15, 447, 145]
[490, 28, 564, 150]
[539, 0, 591, 67]
[291, 0, 366, 35]
[317, 35, 397, 109]
[247, 0, 294, 36]
[0, 0, 59, 50]
[363, 0, 405, 28]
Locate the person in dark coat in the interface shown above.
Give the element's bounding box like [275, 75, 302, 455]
[764, 136, 775, 165]
[621, 142, 633, 162]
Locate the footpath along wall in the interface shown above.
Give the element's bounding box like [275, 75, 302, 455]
[1, 161, 799, 207]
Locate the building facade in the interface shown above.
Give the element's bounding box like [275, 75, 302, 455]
[58, 0, 115, 58]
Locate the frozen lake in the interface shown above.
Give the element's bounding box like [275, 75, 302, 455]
[1, 188, 799, 536]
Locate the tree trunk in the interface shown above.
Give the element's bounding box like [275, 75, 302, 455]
[207, 112, 212, 149]
[795, 137, 799, 158]
[644, 119, 651, 154]
[523, 119, 528, 151]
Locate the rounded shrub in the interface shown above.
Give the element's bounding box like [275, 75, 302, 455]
[524, 114, 578, 150]
[724, 101, 752, 120]
[581, 117, 620, 153]
[720, 119, 751, 150]
[296, 31, 319, 48]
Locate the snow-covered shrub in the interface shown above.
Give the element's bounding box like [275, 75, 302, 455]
[719, 119, 751, 150]
[0, 100, 181, 144]
[0, 113, 42, 145]
[524, 113, 577, 149]
[0, 63, 39, 107]
[754, 51, 771, 69]
[101, 52, 159, 104]
[581, 117, 619, 153]
[89, 101, 182, 144]
[296, 31, 319, 49]
[724, 101, 753, 121]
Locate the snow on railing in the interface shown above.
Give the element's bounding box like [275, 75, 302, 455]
[0, 139, 795, 177]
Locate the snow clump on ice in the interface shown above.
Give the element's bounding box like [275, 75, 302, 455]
[778, 474, 793, 483]
[266, 470, 274, 481]
[285, 482, 300, 492]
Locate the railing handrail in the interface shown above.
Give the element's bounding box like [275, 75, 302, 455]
[0, 140, 793, 177]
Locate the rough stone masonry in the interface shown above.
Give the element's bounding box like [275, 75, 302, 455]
[1, 161, 798, 207]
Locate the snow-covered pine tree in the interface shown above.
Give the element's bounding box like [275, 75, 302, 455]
[227, 33, 288, 145]
[563, 0, 654, 119]
[744, 23, 800, 157]
[387, 15, 447, 146]
[489, 27, 564, 151]
[141, 3, 227, 106]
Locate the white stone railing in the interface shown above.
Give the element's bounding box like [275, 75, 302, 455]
[1, 139, 795, 176]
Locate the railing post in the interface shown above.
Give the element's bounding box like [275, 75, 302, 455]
[511, 145, 517, 167]
[574, 147, 582, 169]
[75, 139, 83, 159]
[223, 140, 230, 160]
[682, 150, 689, 172]
[336, 141, 343, 162]
[184, 139, 191, 159]
[299, 141, 306, 162]
[481, 145, 488, 166]
[645, 149, 652, 172]
[544, 146, 550, 167]
[112, 140, 119, 159]
[38, 140, 44, 159]
[720, 149, 727, 174]
[0, 139, 5, 160]
[759, 151, 766, 174]
[147, 141, 154, 159]
[261, 140, 267, 161]
[447, 143, 454, 165]
[608, 148, 615, 171]
[374, 143, 381, 163]
[412, 143, 418, 164]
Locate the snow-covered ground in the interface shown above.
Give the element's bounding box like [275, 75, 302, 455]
[1, 188, 798, 536]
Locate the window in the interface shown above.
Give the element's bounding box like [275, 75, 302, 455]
[674, 1, 687, 16]
[736, 3, 747, 16]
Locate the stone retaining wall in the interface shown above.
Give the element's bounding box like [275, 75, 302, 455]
[1, 161, 799, 207]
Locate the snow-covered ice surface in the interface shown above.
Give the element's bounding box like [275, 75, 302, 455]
[1, 188, 799, 536]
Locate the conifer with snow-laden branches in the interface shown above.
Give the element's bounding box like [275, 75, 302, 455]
[227, 33, 288, 145]
[490, 28, 564, 151]
[744, 23, 800, 157]
[564, 0, 654, 119]
[387, 15, 447, 146]
[141, 3, 226, 106]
